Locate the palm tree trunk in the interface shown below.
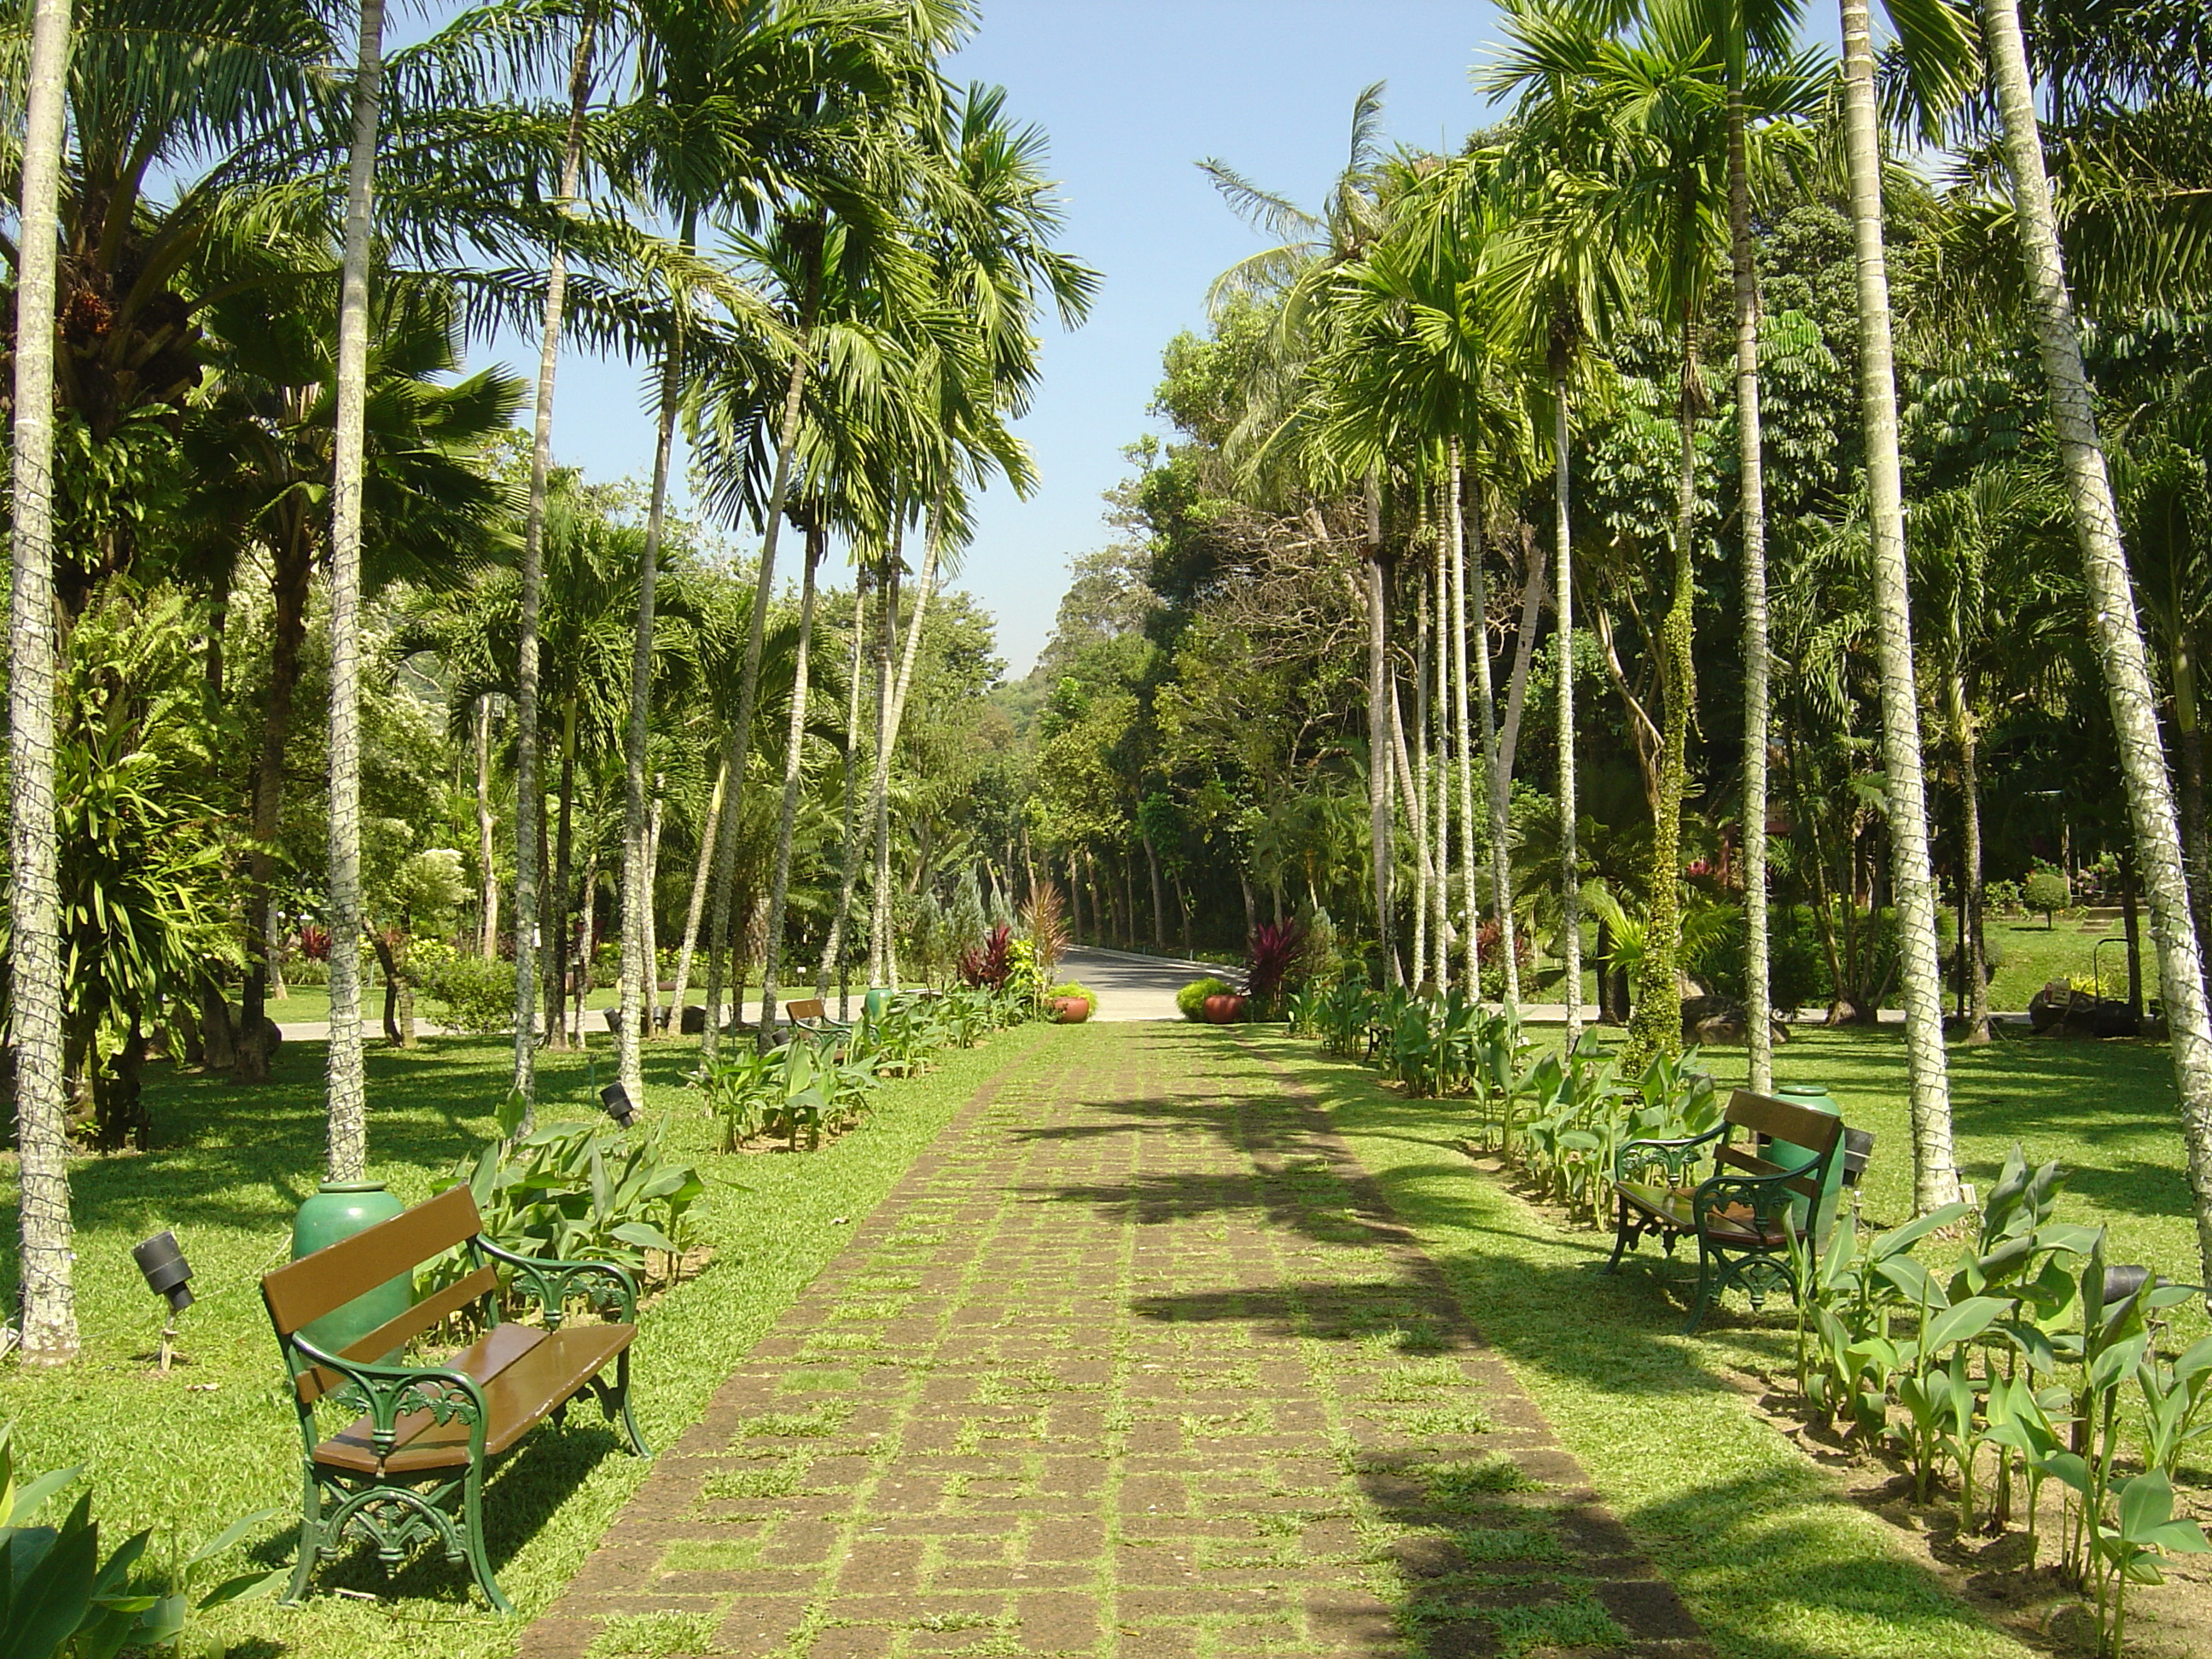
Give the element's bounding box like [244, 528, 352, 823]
[545, 698, 578, 1051]
[1468, 479, 1520, 1004]
[1841, 0, 1959, 1212]
[759, 524, 823, 1038]
[1729, 78, 1775, 1094]
[1626, 328, 1699, 1070]
[512, 9, 601, 1112]
[7, 0, 77, 1365]
[820, 579, 867, 1009]
[2177, 648, 2210, 954]
[1414, 556, 1433, 981]
[238, 538, 311, 1082]
[1448, 442, 1480, 998]
[667, 754, 725, 1032]
[618, 283, 684, 1102]
[643, 783, 663, 1037]
[1365, 477, 1398, 983]
[1953, 667, 1992, 1043]
[475, 693, 499, 957]
[869, 506, 946, 985]
[867, 553, 902, 985]
[1433, 527, 1452, 988]
[1391, 674, 1436, 950]
[1981, 0, 2212, 1271]
[1144, 827, 1167, 949]
[1554, 376, 1584, 1051]
[705, 266, 818, 1058]
[324, 0, 385, 1186]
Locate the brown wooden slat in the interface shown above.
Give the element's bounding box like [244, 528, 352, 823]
[787, 998, 827, 1021]
[314, 1323, 632, 1474]
[294, 1264, 503, 1405]
[1725, 1090, 1844, 1154]
[262, 1185, 482, 1336]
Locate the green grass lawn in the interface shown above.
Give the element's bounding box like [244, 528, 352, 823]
[1248, 1021, 2210, 1659]
[0, 1022, 1045, 1659]
[1520, 907, 2133, 1015]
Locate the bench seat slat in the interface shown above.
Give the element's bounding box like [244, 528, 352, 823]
[313, 1323, 632, 1474]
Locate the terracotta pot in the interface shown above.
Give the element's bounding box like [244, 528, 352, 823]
[1202, 993, 1246, 1024]
[1051, 997, 1091, 1024]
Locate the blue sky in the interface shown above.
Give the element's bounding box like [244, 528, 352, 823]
[453, 2, 1520, 674]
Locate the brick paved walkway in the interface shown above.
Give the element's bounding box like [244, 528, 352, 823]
[522, 1027, 1711, 1659]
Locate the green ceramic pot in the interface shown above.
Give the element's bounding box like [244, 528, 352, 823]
[291, 1180, 410, 1360]
[1767, 1086, 1844, 1240]
[864, 986, 898, 1022]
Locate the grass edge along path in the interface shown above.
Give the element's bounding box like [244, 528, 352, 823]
[0, 1022, 1051, 1659]
[525, 1022, 1714, 1659]
[1242, 1029, 2037, 1659]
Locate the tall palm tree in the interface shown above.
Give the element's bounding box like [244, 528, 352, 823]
[324, 0, 386, 1186]
[1978, 0, 2212, 1271]
[860, 84, 1092, 989]
[8, 0, 78, 1365]
[1703, 0, 1819, 1092]
[1487, 145, 1627, 1044]
[511, 3, 603, 1111]
[1836, 0, 1969, 1210]
[1202, 85, 1395, 974]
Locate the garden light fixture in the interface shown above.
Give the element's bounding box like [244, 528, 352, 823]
[132, 1230, 195, 1371]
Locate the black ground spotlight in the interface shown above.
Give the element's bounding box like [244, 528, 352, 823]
[600, 1081, 639, 1129]
[132, 1230, 195, 1371]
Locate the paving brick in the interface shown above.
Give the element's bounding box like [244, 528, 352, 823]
[519, 1029, 1707, 1659]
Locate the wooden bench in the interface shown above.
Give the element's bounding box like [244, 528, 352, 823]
[785, 997, 853, 1043]
[260, 1185, 649, 1614]
[1604, 1088, 1846, 1334]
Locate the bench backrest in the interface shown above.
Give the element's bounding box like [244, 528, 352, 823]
[787, 998, 828, 1022]
[261, 1185, 497, 1400]
[1715, 1089, 1843, 1204]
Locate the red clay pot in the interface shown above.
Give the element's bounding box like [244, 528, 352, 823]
[1051, 997, 1091, 1024]
[1202, 993, 1246, 1024]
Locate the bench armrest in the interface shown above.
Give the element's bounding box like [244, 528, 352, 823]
[290, 1335, 491, 1464]
[473, 1237, 639, 1326]
[1616, 1125, 1726, 1185]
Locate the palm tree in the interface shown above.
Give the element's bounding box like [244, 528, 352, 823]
[1202, 85, 1395, 975]
[1487, 144, 1627, 1044]
[1705, 0, 1819, 1092]
[323, 0, 387, 1186]
[1835, 0, 1968, 1210]
[859, 84, 1092, 991]
[1977, 0, 2212, 1271]
[757, 517, 826, 1031]
[511, 3, 603, 1110]
[8, 0, 79, 1365]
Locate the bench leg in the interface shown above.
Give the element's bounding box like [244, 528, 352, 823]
[1682, 1240, 1720, 1336]
[1603, 1192, 1636, 1274]
[282, 1464, 327, 1606]
[594, 1348, 653, 1459]
[462, 1461, 514, 1615]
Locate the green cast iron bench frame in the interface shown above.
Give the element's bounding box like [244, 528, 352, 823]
[259, 1185, 650, 1614]
[1604, 1087, 1845, 1334]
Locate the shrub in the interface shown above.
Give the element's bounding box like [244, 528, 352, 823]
[958, 923, 1014, 989]
[1178, 976, 1235, 1021]
[297, 923, 330, 961]
[418, 944, 514, 1034]
[2025, 866, 2071, 927]
[1046, 981, 1096, 1017]
[1244, 920, 1307, 1019]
